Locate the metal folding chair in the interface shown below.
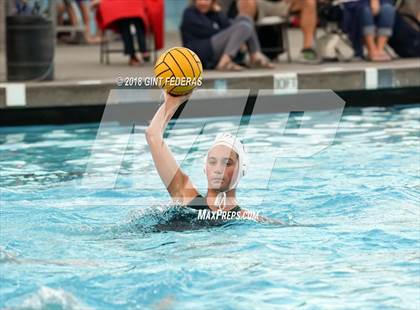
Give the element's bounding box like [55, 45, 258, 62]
[99, 24, 157, 65]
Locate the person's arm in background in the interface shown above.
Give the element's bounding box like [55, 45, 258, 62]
[217, 10, 232, 29]
[145, 93, 199, 205]
[212, 0, 233, 29]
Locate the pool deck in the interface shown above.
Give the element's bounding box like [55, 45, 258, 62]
[0, 31, 419, 113]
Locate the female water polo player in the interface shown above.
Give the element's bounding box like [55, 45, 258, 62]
[146, 92, 282, 224]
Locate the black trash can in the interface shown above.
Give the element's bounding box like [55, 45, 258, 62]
[6, 15, 54, 81]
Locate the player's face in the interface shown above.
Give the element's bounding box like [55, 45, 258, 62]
[195, 0, 213, 13]
[206, 145, 239, 191]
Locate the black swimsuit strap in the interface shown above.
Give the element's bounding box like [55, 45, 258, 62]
[186, 194, 209, 210]
[186, 194, 241, 212]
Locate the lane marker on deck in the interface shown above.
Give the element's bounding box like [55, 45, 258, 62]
[273, 72, 298, 94]
[365, 68, 378, 89]
[214, 79, 227, 93]
[0, 83, 26, 107]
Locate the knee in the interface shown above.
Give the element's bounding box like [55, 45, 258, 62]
[237, 0, 257, 17]
[380, 3, 396, 16]
[233, 20, 254, 37]
[361, 5, 373, 18]
[235, 15, 254, 25]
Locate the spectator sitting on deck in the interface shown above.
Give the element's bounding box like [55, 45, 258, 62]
[342, 0, 396, 61]
[93, 0, 151, 66]
[58, 0, 102, 44]
[180, 0, 275, 71]
[221, 0, 319, 63]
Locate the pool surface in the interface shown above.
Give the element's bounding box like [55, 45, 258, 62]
[1, 105, 419, 309]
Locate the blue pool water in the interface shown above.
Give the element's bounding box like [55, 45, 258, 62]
[1, 106, 419, 309]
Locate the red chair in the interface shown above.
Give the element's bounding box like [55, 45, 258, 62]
[145, 0, 164, 51]
[96, 0, 164, 64]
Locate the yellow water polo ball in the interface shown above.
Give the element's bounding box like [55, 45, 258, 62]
[154, 47, 203, 96]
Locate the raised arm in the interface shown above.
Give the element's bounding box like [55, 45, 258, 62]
[145, 92, 199, 204]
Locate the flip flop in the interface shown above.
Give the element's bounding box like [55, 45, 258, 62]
[368, 52, 391, 62]
[216, 61, 244, 71]
[250, 57, 275, 69]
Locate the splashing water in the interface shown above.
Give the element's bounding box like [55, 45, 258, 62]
[1, 106, 419, 309]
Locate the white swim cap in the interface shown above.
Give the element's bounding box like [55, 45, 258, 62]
[203, 133, 248, 191]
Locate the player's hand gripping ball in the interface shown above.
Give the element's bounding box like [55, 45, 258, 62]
[154, 47, 203, 96]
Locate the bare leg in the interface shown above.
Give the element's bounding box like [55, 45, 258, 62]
[77, 1, 101, 44]
[377, 35, 388, 53]
[56, 2, 65, 25]
[290, 0, 317, 49]
[364, 34, 380, 60]
[237, 0, 258, 19]
[376, 35, 391, 60]
[64, 2, 78, 27]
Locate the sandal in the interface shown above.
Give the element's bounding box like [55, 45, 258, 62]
[368, 54, 391, 62]
[250, 56, 275, 69]
[367, 51, 391, 62]
[216, 60, 244, 71]
[129, 56, 142, 66]
[142, 52, 151, 63]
